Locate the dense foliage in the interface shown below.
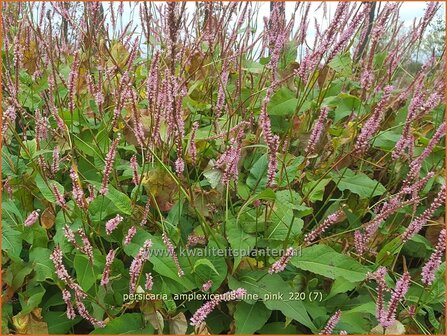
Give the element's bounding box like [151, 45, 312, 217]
[1, 2, 445, 335]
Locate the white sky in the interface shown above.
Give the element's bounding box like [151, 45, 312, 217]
[112, 1, 444, 37]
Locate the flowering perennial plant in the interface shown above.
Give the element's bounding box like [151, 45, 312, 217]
[1, 2, 445, 335]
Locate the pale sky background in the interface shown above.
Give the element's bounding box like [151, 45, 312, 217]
[109, 1, 445, 41]
[31, 1, 445, 58]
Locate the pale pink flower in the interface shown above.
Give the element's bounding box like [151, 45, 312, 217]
[129, 240, 152, 293]
[305, 107, 329, 155]
[101, 249, 116, 286]
[189, 122, 199, 164]
[124, 226, 137, 245]
[355, 86, 393, 154]
[421, 229, 445, 285]
[77, 229, 93, 263]
[140, 197, 151, 226]
[52, 184, 67, 208]
[145, 273, 154, 291]
[190, 288, 246, 327]
[70, 167, 85, 208]
[380, 272, 411, 328]
[130, 155, 140, 185]
[24, 210, 40, 227]
[402, 185, 445, 241]
[268, 247, 294, 274]
[105, 214, 123, 235]
[320, 310, 342, 334]
[202, 280, 213, 292]
[304, 210, 344, 244]
[62, 289, 76, 320]
[100, 135, 121, 196]
[162, 232, 184, 277]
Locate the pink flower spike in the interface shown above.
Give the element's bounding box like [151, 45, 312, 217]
[124, 226, 137, 245]
[145, 273, 154, 291]
[320, 310, 342, 334]
[130, 155, 140, 186]
[105, 214, 123, 235]
[24, 210, 40, 227]
[129, 240, 152, 293]
[62, 289, 76, 320]
[101, 249, 116, 286]
[162, 232, 184, 277]
[100, 135, 121, 196]
[421, 229, 445, 285]
[268, 247, 294, 274]
[304, 210, 344, 244]
[201, 280, 212, 292]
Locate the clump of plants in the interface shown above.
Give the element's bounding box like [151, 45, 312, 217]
[1, 2, 445, 334]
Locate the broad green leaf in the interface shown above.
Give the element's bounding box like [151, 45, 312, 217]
[29, 247, 55, 281]
[291, 245, 369, 282]
[234, 301, 271, 334]
[91, 313, 154, 334]
[74, 254, 97, 291]
[302, 178, 331, 202]
[267, 88, 299, 116]
[43, 311, 82, 334]
[229, 271, 316, 331]
[373, 131, 401, 150]
[20, 139, 37, 160]
[226, 217, 256, 271]
[35, 174, 65, 204]
[19, 285, 45, 315]
[330, 168, 386, 198]
[194, 258, 220, 276]
[2, 225, 22, 259]
[326, 277, 358, 300]
[328, 53, 352, 77]
[88, 181, 132, 215]
[266, 206, 303, 240]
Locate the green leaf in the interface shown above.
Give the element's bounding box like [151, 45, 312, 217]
[2, 225, 22, 259]
[19, 285, 45, 315]
[29, 247, 55, 281]
[291, 245, 369, 282]
[237, 188, 275, 223]
[234, 301, 271, 334]
[247, 154, 268, 192]
[328, 53, 352, 77]
[257, 322, 298, 334]
[192, 242, 227, 291]
[35, 174, 64, 204]
[330, 168, 386, 198]
[267, 88, 299, 116]
[327, 277, 358, 300]
[266, 206, 303, 241]
[328, 93, 361, 122]
[226, 217, 256, 271]
[74, 254, 96, 291]
[203, 165, 222, 189]
[242, 60, 264, 74]
[373, 130, 401, 150]
[229, 271, 316, 331]
[91, 313, 154, 334]
[194, 258, 220, 276]
[88, 181, 132, 215]
[43, 311, 81, 334]
[376, 237, 403, 266]
[302, 178, 331, 202]
[20, 139, 37, 160]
